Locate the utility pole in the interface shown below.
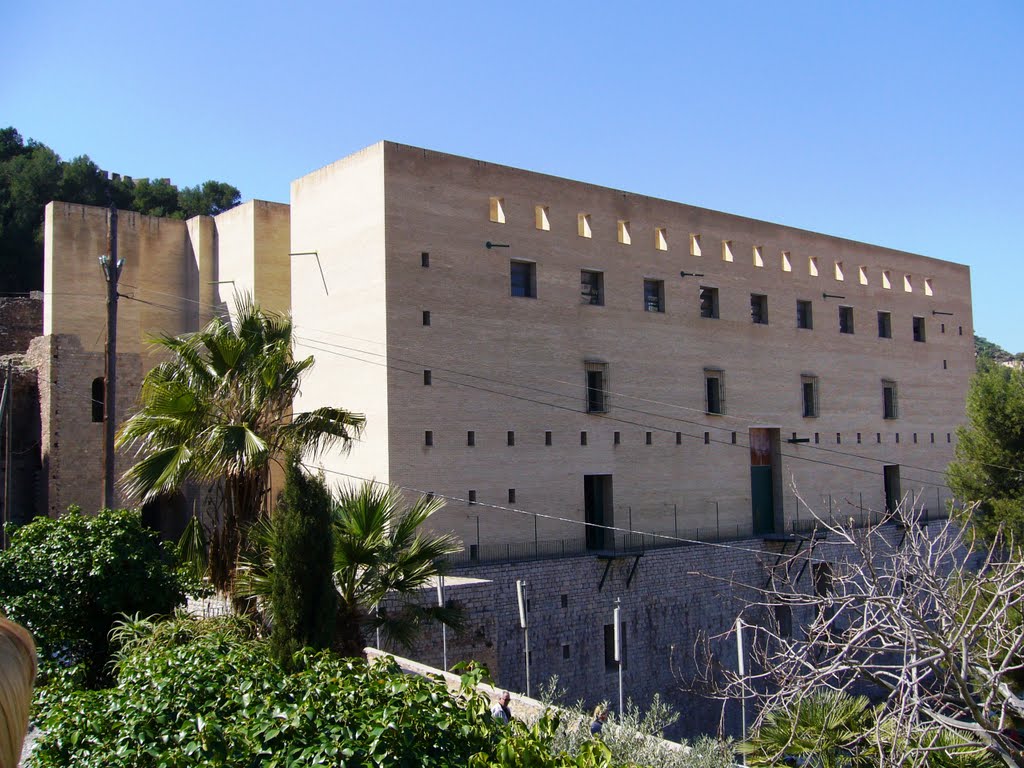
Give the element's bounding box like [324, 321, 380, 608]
[99, 204, 123, 510]
[1, 360, 10, 548]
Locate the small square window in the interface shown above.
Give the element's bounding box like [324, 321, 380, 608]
[422, 310, 431, 326]
[796, 300, 813, 330]
[511, 261, 536, 298]
[912, 316, 926, 342]
[507, 430, 515, 446]
[489, 197, 505, 224]
[655, 227, 668, 251]
[839, 306, 854, 334]
[883, 380, 899, 419]
[644, 279, 665, 313]
[699, 286, 719, 319]
[423, 369, 432, 385]
[750, 294, 768, 325]
[578, 213, 592, 238]
[722, 241, 735, 262]
[581, 270, 604, 305]
[878, 311, 892, 339]
[467, 430, 475, 446]
[689, 233, 702, 257]
[801, 375, 819, 418]
[535, 205, 550, 231]
[586, 362, 609, 413]
[545, 430, 552, 446]
[705, 369, 725, 415]
[617, 220, 631, 245]
[421, 251, 430, 267]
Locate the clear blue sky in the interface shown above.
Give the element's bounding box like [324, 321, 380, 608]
[4, 1, 1021, 350]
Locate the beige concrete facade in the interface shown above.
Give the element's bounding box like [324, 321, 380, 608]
[38, 200, 289, 519]
[292, 142, 974, 552]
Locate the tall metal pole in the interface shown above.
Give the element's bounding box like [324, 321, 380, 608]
[517, 579, 530, 697]
[437, 575, 448, 670]
[100, 205, 122, 510]
[614, 597, 623, 717]
[0, 361, 10, 548]
[736, 618, 747, 764]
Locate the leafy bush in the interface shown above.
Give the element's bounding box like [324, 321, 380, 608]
[0, 508, 185, 686]
[30, 615, 619, 768]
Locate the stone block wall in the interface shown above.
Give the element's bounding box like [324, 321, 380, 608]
[0, 294, 42, 355]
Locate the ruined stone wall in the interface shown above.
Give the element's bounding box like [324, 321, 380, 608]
[0, 293, 42, 355]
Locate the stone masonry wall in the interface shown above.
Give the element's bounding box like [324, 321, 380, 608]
[0, 294, 42, 355]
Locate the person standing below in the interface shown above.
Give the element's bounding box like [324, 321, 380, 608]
[490, 690, 512, 724]
[590, 705, 609, 736]
[0, 617, 37, 768]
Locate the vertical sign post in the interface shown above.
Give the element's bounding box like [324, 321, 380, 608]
[614, 597, 623, 717]
[437, 575, 448, 671]
[517, 579, 530, 697]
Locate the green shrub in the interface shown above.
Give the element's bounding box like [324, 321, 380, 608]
[0, 508, 185, 686]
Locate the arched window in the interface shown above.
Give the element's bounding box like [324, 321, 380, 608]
[91, 377, 105, 423]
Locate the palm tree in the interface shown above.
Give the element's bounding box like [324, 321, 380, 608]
[331, 482, 463, 658]
[739, 689, 879, 768]
[116, 293, 364, 598]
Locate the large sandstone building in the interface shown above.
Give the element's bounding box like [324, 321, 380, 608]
[34, 142, 974, 735]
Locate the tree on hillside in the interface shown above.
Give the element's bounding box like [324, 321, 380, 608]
[0, 125, 243, 292]
[116, 294, 364, 601]
[948, 361, 1024, 543]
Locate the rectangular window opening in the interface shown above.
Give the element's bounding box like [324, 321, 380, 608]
[578, 213, 592, 238]
[645, 431, 652, 445]
[422, 310, 431, 326]
[753, 245, 764, 267]
[617, 220, 631, 245]
[689, 233, 702, 257]
[676, 431, 682, 445]
[423, 369, 432, 385]
[545, 430, 552, 446]
[731, 431, 737, 444]
[705, 369, 725, 415]
[699, 286, 719, 319]
[425, 430, 433, 446]
[703, 431, 710, 445]
[421, 251, 430, 267]
[801, 375, 819, 418]
[913, 316, 926, 343]
[924, 278, 934, 297]
[882, 270, 892, 290]
[858, 265, 868, 285]
[581, 431, 588, 446]
[586, 362, 609, 413]
[878, 311, 892, 338]
[468, 490, 476, 505]
[809, 256, 819, 277]
[781, 250, 792, 272]
[581, 270, 604, 305]
[750, 294, 768, 325]
[535, 205, 550, 231]
[511, 260, 537, 298]
[508, 488, 516, 503]
[655, 227, 668, 251]
[839, 306, 854, 335]
[507, 430, 515, 446]
[857, 432, 862, 444]
[467, 430, 475, 446]
[644, 279, 665, 313]
[614, 431, 621, 445]
[722, 240, 734, 262]
[904, 274, 913, 293]
[883, 380, 899, 420]
[834, 261, 845, 281]
[489, 197, 505, 224]
[796, 299, 813, 330]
